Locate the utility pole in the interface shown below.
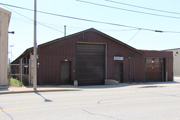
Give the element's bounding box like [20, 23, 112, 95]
[33, 0, 37, 91]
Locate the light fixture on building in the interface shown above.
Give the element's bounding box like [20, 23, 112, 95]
[37, 63, 40, 68]
[152, 60, 155, 64]
[8, 31, 15, 34]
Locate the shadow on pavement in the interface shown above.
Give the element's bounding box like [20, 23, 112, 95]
[34, 92, 53, 102]
[0, 87, 8, 91]
[32, 80, 180, 90]
[1, 77, 179, 94]
[0, 106, 14, 120]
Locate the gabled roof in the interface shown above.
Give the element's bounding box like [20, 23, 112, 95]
[164, 48, 180, 51]
[11, 47, 33, 64]
[39, 28, 142, 54]
[140, 49, 172, 52]
[91, 28, 142, 54]
[13, 28, 143, 62]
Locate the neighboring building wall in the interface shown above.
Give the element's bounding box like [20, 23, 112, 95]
[169, 49, 180, 77]
[173, 49, 180, 77]
[0, 8, 11, 86]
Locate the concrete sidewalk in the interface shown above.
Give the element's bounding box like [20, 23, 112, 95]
[1, 77, 180, 94]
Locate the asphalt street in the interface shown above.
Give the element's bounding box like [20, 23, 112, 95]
[0, 85, 180, 120]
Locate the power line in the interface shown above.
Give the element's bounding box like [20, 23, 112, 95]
[2, 5, 63, 33]
[11, 17, 139, 32]
[0, 2, 148, 30]
[104, 0, 180, 15]
[0, 2, 180, 33]
[127, 29, 141, 43]
[76, 0, 180, 20]
[100, 28, 138, 32]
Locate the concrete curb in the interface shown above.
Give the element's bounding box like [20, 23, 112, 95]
[1, 81, 180, 95]
[0, 89, 81, 95]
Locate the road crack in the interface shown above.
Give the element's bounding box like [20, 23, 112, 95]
[83, 109, 121, 120]
[151, 92, 180, 99]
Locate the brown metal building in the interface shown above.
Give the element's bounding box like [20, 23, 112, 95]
[12, 28, 173, 85]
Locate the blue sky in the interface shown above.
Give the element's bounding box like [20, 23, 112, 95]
[0, 0, 180, 61]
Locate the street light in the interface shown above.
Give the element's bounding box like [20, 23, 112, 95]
[8, 31, 15, 34]
[10, 45, 14, 62]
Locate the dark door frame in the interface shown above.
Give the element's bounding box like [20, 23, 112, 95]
[114, 61, 124, 83]
[120, 63, 124, 83]
[75, 42, 106, 85]
[60, 61, 71, 85]
[76, 42, 107, 80]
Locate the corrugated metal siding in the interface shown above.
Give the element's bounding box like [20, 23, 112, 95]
[83, 31, 143, 83]
[38, 35, 79, 85]
[36, 29, 173, 85]
[166, 57, 173, 81]
[37, 30, 143, 84]
[131, 57, 145, 82]
[142, 50, 172, 58]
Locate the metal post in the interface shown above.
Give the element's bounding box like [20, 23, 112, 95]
[8, 59, 11, 87]
[11, 47, 12, 62]
[29, 59, 31, 86]
[19, 59, 21, 86]
[64, 25, 66, 37]
[33, 0, 37, 91]
[20, 58, 23, 87]
[129, 56, 131, 82]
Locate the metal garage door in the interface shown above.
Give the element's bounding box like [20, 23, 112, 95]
[76, 43, 105, 85]
[145, 58, 164, 82]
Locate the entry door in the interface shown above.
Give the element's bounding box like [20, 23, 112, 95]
[145, 58, 164, 82]
[114, 63, 123, 83]
[60, 61, 71, 85]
